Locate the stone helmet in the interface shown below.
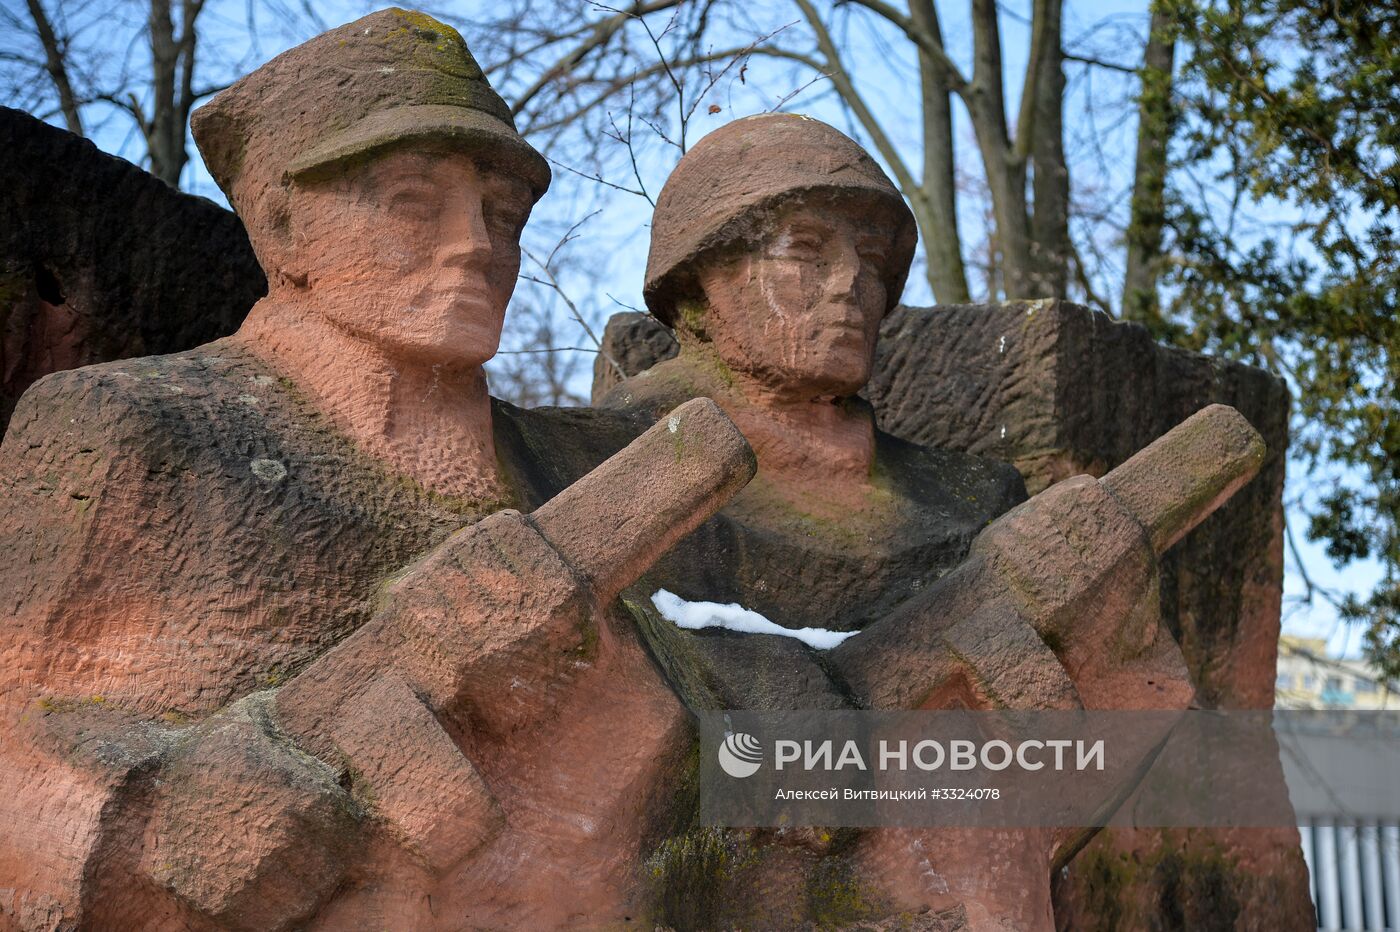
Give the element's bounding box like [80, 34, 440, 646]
[191, 8, 549, 265]
[643, 113, 917, 327]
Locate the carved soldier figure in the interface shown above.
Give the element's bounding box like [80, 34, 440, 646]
[601, 115, 1258, 929]
[0, 10, 753, 928]
[601, 114, 1027, 648]
[0, 21, 1275, 929]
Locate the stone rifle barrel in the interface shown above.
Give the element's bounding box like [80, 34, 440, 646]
[1100, 403, 1266, 555]
[270, 398, 754, 871]
[529, 396, 757, 605]
[830, 403, 1264, 715]
[277, 396, 754, 734]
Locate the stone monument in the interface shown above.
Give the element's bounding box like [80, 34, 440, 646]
[0, 18, 1300, 931]
[0, 10, 753, 928]
[599, 114, 1027, 643]
[590, 125, 1310, 930]
[0, 108, 263, 434]
[596, 115, 1281, 929]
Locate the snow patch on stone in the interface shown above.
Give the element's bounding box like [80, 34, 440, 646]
[650, 589, 858, 650]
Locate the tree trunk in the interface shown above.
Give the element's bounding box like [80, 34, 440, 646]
[910, 0, 970, 303]
[1121, 4, 1177, 328]
[25, 0, 83, 135]
[1027, 0, 1069, 299]
[145, 0, 199, 187]
[965, 0, 1034, 300]
[147, 0, 179, 185]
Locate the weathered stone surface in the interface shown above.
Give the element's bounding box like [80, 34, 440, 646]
[591, 301, 1308, 928]
[862, 302, 1308, 930]
[591, 311, 679, 402]
[529, 396, 756, 603]
[866, 301, 1287, 711]
[272, 400, 753, 926]
[0, 700, 177, 929]
[0, 342, 527, 717]
[641, 113, 916, 328]
[613, 370, 1027, 635]
[592, 303, 1289, 708]
[595, 311, 673, 387]
[0, 375, 750, 927]
[272, 397, 753, 797]
[1051, 824, 1314, 932]
[838, 407, 1253, 716]
[586, 112, 1296, 928]
[307, 669, 502, 873]
[592, 113, 1275, 927]
[189, 7, 550, 238]
[779, 408, 1255, 928]
[0, 108, 263, 435]
[607, 351, 1031, 752]
[5, 23, 1311, 918]
[138, 693, 360, 930]
[4, 11, 763, 927]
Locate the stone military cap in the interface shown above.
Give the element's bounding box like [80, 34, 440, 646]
[192, 8, 549, 237]
[644, 113, 916, 327]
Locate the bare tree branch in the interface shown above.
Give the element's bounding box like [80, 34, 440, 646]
[520, 45, 761, 137]
[790, 0, 918, 203]
[1013, 0, 1053, 166]
[841, 0, 967, 92]
[510, 0, 686, 116]
[1064, 52, 1136, 74]
[909, 0, 970, 302]
[24, 0, 83, 134]
[522, 246, 625, 382]
[964, 0, 1035, 297]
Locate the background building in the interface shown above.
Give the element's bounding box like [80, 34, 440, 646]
[1280, 636, 1400, 930]
[1277, 636, 1396, 711]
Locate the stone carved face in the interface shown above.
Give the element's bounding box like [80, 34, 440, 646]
[692, 194, 898, 401]
[285, 144, 533, 367]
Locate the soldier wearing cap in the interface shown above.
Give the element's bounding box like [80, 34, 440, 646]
[0, 5, 598, 735]
[192, 3, 553, 504]
[0, 10, 712, 927]
[601, 114, 1026, 653]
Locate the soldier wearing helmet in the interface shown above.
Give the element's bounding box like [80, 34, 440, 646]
[602, 114, 1026, 647]
[599, 116, 1090, 929]
[592, 115, 1062, 927]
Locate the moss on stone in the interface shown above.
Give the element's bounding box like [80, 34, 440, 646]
[804, 857, 877, 927]
[255, 667, 287, 688]
[1068, 836, 1246, 932]
[339, 759, 378, 808]
[1151, 844, 1241, 932]
[675, 299, 709, 344]
[1070, 846, 1137, 932]
[0, 268, 29, 312]
[36, 695, 107, 714]
[573, 616, 600, 663]
[644, 826, 757, 931]
[734, 471, 898, 550]
[621, 592, 726, 711]
[385, 8, 464, 45]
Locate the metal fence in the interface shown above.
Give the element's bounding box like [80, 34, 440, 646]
[1300, 821, 1400, 930]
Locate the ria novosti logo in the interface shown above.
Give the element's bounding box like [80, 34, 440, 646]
[718, 732, 763, 778]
